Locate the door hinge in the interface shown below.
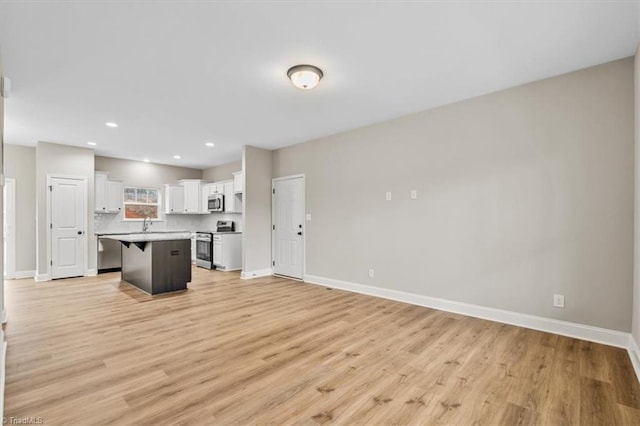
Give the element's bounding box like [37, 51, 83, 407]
[272, 225, 275, 230]
[48, 185, 53, 191]
[50, 260, 53, 266]
[50, 223, 52, 229]
[272, 188, 275, 194]
[272, 260, 275, 266]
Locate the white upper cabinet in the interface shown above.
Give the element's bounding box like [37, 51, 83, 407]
[200, 183, 213, 214]
[95, 172, 122, 213]
[95, 172, 107, 212]
[106, 180, 123, 213]
[224, 181, 235, 213]
[180, 180, 202, 214]
[233, 171, 244, 194]
[164, 184, 184, 214]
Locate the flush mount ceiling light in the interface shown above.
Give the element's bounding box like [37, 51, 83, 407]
[173, 155, 181, 159]
[86, 141, 97, 146]
[143, 158, 150, 163]
[287, 64, 323, 90]
[205, 142, 215, 147]
[105, 122, 118, 128]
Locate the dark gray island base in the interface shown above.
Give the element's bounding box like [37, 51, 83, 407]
[104, 233, 192, 295]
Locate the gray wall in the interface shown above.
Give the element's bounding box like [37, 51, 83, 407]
[95, 156, 202, 187]
[242, 146, 272, 274]
[272, 58, 634, 332]
[4, 145, 36, 272]
[36, 142, 95, 276]
[202, 160, 242, 182]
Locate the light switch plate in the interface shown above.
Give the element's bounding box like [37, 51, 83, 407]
[306, 214, 311, 221]
[385, 191, 392, 201]
[553, 294, 565, 308]
[410, 190, 418, 199]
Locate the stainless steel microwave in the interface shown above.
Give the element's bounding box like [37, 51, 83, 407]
[208, 193, 224, 212]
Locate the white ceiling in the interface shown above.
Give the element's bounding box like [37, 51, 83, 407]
[1, 1, 638, 169]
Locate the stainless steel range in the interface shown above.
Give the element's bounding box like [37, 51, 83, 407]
[195, 221, 235, 269]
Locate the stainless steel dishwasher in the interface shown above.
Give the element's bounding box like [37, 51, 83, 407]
[98, 236, 122, 273]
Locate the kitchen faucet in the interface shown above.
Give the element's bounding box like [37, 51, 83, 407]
[142, 217, 152, 232]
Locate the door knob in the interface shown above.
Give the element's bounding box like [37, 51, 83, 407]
[77, 231, 84, 235]
[297, 232, 302, 236]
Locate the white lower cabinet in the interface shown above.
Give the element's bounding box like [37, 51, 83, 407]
[191, 233, 197, 264]
[212, 233, 242, 271]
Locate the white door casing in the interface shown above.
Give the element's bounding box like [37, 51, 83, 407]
[49, 176, 87, 279]
[272, 175, 305, 279]
[3, 178, 16, 279]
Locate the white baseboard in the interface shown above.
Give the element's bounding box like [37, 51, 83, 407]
[9, 270, 35, 279]
[241, 268, 273, 280]
[35, 273, 51, 282]
[86, 268, 97, 277]
[628, 336, 640, 385]
[304, 274, 631, 349]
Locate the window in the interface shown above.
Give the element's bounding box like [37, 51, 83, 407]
[123, 187, 161, 220]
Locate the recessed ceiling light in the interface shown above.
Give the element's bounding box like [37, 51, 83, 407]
[287, 64, 323, 90]
[205, 142, 215, 147]
[105, 122, 118, 128]
[173, 155, 181, 159]
[87, 141, 97, 146]
[143, 158, 150, 163]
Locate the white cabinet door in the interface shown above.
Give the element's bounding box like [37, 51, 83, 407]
[213, 183, 224, 194]
[106, 180, 123, 213]
[224, 181, 234, 212]
[200, 183, 213, 214]
[165, 184, 184, 214]
[213, 241, 222, 266]
[94, 172, 108, 212]
[191, 234, 196, 263]
[233, 172, 244, 194]
[181, 181, 200, 213]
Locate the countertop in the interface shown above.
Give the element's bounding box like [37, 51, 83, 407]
[96, 230, 190, 237]
[198, 231, 243, 234]
[101, 232, 192, 242]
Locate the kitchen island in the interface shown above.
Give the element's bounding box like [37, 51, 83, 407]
[103, 232, 192, 295]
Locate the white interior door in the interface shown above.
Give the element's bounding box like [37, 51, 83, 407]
[272, 176, 304, 279]
[50, 177, 86, 279]
[3, 178, 16, 278]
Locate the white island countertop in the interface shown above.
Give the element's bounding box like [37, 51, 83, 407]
[102, 232, 192, 242]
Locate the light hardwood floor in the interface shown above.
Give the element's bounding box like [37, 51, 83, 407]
[4, 267, 640, 425]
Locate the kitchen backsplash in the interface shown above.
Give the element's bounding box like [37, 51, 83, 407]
[94, 212, 243, 234]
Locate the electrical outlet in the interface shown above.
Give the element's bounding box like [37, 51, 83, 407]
[553, 294, 565, 308]
[385, 192, 392, 201]
[368, 269, 375, 279]
[410, 190, 418, 199]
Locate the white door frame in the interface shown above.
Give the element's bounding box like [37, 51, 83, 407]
[3, 178, 16, 279]
[46, 174, 89, 279]
[271, 174, 305, 280]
